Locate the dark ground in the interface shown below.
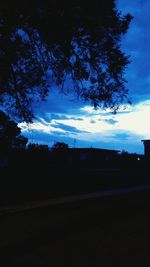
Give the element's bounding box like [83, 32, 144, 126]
[1, 188, 150, 266]
[0, 166, 150, 206]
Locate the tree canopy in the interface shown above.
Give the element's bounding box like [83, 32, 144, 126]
[51, 142, 69, 151]
[0, 0, 132, 121]
[0, 111, 28, 150]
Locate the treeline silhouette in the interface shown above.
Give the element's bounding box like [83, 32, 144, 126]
[0, 140, 149, 206]
[0, 111, 150, 206]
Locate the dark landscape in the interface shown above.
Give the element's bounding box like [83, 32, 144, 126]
[0, 0, 150, 266]
[1, 188, 150, 266]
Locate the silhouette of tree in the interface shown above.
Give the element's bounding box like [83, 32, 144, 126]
[0, 110, 28, 151]
[26, 143, 50, 169]
[0, 111, 19, 146]
[51, 142, 69, 151]
[0, 0, 132, 121]
[27, 143, 49, 152]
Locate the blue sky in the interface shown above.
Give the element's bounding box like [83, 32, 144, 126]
[20, 0, 150, 154]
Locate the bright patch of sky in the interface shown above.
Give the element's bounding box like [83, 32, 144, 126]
[20, 0, 150, 154]
[20, 99, 150, 154]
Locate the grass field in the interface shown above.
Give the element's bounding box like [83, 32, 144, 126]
[1, 189, 150, 266]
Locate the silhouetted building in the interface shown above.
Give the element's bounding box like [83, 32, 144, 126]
[50, 147, 119, 169]
[68, 148, 119, 168]
[141, 140, 150, 159]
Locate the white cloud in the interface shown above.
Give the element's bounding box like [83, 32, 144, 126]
[19, 121, 65, 134]
[20, 100, 150, 142]
[114, 101, 150, 138]
[19, 99, 150, 153]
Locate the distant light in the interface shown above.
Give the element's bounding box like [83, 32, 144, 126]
[137, 157, 140, 161]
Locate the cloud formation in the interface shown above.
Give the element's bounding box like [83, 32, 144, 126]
[19, 99, 150, 154]
[51, 122, 88, 134]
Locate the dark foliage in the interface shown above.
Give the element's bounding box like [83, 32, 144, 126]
[0, 110, 28, 164]
[51, 142, 69, 151]
[0, 0, 132, 121]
